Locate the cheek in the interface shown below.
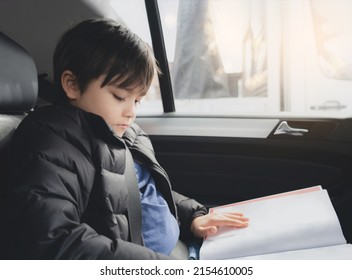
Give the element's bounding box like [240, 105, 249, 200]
[89, 102, 107, 118]
[100, 105, 121, 123]
[88, 96, 116, 119]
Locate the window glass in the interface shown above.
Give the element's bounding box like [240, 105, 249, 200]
[108, 0, 163, 115]
[310, 1, 352, 80]
[158, 0, 352, 117]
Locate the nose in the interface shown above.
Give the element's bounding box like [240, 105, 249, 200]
[123, 99, 137, 119]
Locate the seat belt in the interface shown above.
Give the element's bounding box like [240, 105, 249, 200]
[124, 148, 144, 246]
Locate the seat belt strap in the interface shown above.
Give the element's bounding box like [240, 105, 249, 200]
[124, 148, 144, 246]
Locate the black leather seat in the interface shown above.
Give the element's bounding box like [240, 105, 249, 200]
[0, 31, 38, 259]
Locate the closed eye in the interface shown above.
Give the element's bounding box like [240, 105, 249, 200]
[112, 94, 126, 102]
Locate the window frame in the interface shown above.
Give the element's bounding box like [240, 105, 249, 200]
[145, 0, 175, 113]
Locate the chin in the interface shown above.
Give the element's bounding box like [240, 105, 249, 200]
[115, 131, 124, 138]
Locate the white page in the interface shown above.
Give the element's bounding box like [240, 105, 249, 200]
[200, 190, 346, 259]
[237, 244, 352, 260]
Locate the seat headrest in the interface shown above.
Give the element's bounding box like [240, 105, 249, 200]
[0, 31, 38, 113]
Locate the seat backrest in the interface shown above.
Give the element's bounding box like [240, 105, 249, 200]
[0, 31, 38, 258]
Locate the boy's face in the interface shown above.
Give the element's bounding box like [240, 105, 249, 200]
[70, 75, 146, 137]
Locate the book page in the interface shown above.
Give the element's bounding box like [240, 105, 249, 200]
[200, 189, 346, 259]
[237, 244, 352, 260]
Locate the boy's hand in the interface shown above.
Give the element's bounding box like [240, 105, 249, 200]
[190, 212, 249, 238]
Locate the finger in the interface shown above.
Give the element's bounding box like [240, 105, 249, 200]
[224, 213, 249, 221]
[211, 217, 249, 227]
[226, 212, 244, 217]
[212, 212, 248, 220]
[210, 213, 249, 226]
[224, 212, 250, 220]
[221, 220, 249, 228]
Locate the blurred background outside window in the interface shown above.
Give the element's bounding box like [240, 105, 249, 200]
[110, 0, 352, 117]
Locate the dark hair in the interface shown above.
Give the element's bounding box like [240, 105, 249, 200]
[53, 18, 158, 103]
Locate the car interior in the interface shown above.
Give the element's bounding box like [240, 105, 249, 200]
[1, 0, 352, 260]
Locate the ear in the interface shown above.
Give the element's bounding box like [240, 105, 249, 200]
[61, 70, 81, 101]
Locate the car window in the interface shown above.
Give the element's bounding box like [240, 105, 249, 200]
[108, 0, 352, 118]
[155, 0, 352, 118]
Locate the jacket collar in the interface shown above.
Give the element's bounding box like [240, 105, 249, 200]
[84, 110, 126, 149]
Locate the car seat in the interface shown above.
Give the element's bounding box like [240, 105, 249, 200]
[0, 30, 38, 259]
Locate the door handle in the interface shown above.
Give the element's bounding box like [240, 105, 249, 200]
[274, 121, 308, 136]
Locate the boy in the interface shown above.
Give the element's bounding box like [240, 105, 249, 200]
[5, 19, 248, 259]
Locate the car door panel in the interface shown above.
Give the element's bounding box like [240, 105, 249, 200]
[137, 116, 352, 242]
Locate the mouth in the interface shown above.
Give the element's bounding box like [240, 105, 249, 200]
[115, 124, 129, 129]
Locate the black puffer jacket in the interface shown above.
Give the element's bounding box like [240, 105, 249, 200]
[5, 105, 207, 259]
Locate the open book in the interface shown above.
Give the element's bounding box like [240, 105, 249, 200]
[200, 186, 352, 260]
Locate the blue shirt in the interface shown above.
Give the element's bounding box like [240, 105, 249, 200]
[134, 162, 180, 255]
